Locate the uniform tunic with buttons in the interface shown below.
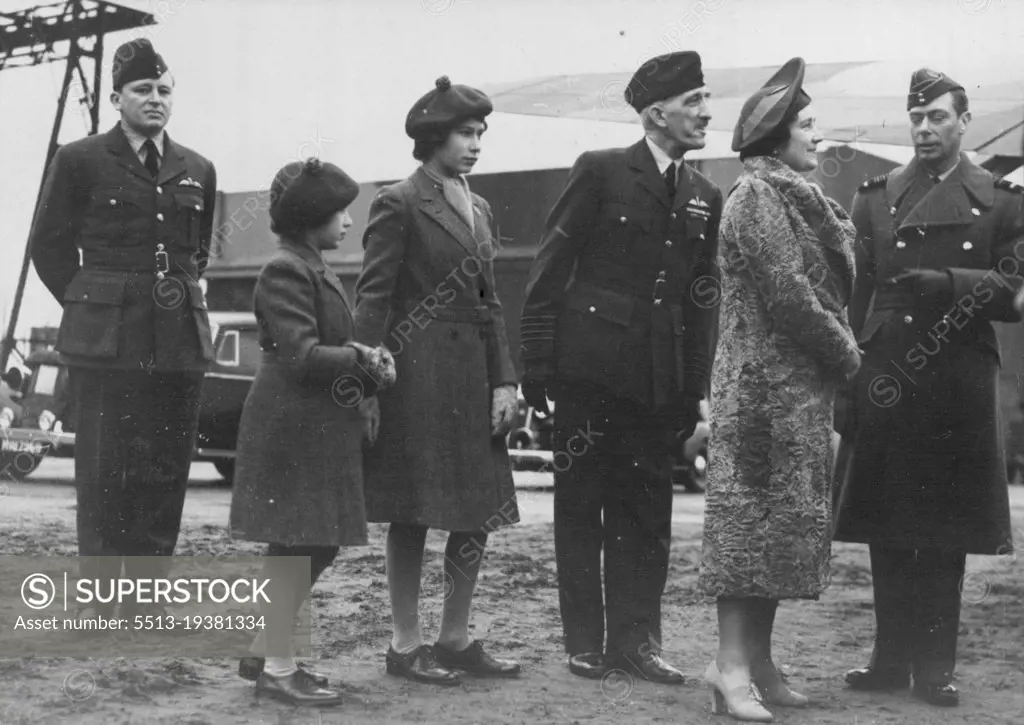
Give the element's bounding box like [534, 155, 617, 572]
[834, 154, 1023, 554]
[30, 123, 218, 373]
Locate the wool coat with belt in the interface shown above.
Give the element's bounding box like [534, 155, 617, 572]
[230, 239, 378, 547]
[30, 123, 217, 373]
[834, 154, 1024, 554]
[353, 167, 519, 532]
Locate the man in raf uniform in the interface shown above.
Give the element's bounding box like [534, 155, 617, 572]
[834, 68, 1023, 707]
[520, 51, 721, 684]
[30, 39, 217, 617]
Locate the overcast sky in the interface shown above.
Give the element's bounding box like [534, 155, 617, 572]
[1, 0, 1022, 338]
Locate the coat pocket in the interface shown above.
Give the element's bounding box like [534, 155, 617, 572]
[173, 191, 206, 250]
[57, 274, 127, 358]
[555, 283, 638, 393]
[189, 283, 215, 361]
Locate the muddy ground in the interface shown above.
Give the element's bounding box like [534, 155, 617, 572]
[1, 463, 1022, 724]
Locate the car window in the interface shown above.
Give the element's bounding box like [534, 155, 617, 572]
[239, 330, 261, 372]
[216, 330, 240, 366]
[33, 365, 60, 396]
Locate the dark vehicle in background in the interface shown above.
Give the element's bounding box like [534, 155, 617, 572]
[1, 349, 75, 481]
[507, 393, 710, 493]
[194, 311, 260, 483]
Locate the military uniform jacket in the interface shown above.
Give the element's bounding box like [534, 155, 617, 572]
[29, 124, 217, 373]
[833, 153, 1023, 554]
[520, 139, 722, 417]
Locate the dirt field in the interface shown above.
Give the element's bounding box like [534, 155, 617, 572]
[1, 464, 1023, 725]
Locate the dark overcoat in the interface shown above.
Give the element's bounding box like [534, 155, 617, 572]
[353, 168, 519, 532]
[30, 124, 217, 373]
[834, 154, 1024, 554]
[519, 139, 722, 420]
[230, 240, 377, 547]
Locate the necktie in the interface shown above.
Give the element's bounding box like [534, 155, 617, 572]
[142, 139, 159, 177]
[664, 163, 677, 200]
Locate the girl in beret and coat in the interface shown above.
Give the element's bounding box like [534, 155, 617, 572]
[698, 58, 861, 721]
[229, 158, 395, 707]
[354, 76, 522, 686]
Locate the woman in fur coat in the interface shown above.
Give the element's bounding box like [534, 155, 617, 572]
[698, 58, 862, 721]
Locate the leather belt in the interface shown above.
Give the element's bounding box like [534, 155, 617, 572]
[81, 248, 197, 276]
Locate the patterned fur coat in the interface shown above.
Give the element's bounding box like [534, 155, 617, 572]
[699, 156, 859, 600]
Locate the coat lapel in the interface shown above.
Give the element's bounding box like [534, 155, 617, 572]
[412, 168, 480, 258]
[893, 154, 993, 232]
[280, 239, 353, 313]
[105, 125, 152, 183]
[627, 139, 671, 209]
[157, 135, 189, 187]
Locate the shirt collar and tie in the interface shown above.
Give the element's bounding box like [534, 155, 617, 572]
[121, 121, 164, 176]
[645, 136, 684, 199]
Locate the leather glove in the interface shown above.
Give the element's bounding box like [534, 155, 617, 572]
[349, 342, 397, 390]
[891, 269, 952, 306]
[359, 396, 380, 445]
[491, 384, 518, 437]
[674, 395, 703, 441]
[521, 379, 551, 416]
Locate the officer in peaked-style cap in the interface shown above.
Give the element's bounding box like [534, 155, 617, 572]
[519, 49, 722, 684]
[834, 65, 1023, 709]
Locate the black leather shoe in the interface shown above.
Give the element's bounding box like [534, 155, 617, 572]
[568, 652, 607, 680]
[616, 652, 685, 685]
[912, 682, 959, 707]
[844, 666, 911, 691]
[434, 640, 521, 677]
[385, 645, 461, 686]
[255, 671, 342, 707]
[238, 657, 329, 687]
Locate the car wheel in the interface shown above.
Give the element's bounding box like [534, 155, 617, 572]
[213, 460, 235, 486]
[0, 452, 44, 482]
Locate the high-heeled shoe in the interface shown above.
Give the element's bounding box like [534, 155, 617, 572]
[704, 662, 774, 722]
[753, 666, 809, 708]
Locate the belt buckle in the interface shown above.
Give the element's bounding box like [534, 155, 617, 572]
[155, 248, 169, 277]
[652, 272, 666, 305]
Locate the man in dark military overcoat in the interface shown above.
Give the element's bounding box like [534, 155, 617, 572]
[29, 39, 217, 617]
[834, 68, 1023, 707]
[519, 51, 721, 684]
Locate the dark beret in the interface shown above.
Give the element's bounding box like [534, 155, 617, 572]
[269, 158, 360, 236]
[732, 57, 810, 153]
[405, 76, 493, 139]
[112, 38, 168, 91]
[907, 68, 964, 110]
[625, 51, 704, 113]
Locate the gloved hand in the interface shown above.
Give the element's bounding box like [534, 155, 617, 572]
[674, 395, 703, 441]
[891, 269, 952, 306]
[359, 396, 380, 445]
[349, 342, 397, 390]
[491, 384, 518, 437]
[521, 379, 551, 416]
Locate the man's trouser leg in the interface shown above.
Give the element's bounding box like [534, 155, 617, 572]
[867, 544, 916, 676]
[912, 548, 966, 686]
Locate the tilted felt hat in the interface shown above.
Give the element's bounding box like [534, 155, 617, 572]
[405, 76, 493, 139]
[112, 38, 168, 91]
[907, 68, 964, 110]
[625, 51, 705, 113]
[732, 57, 811, 153]
[269, 158, 360, 236]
